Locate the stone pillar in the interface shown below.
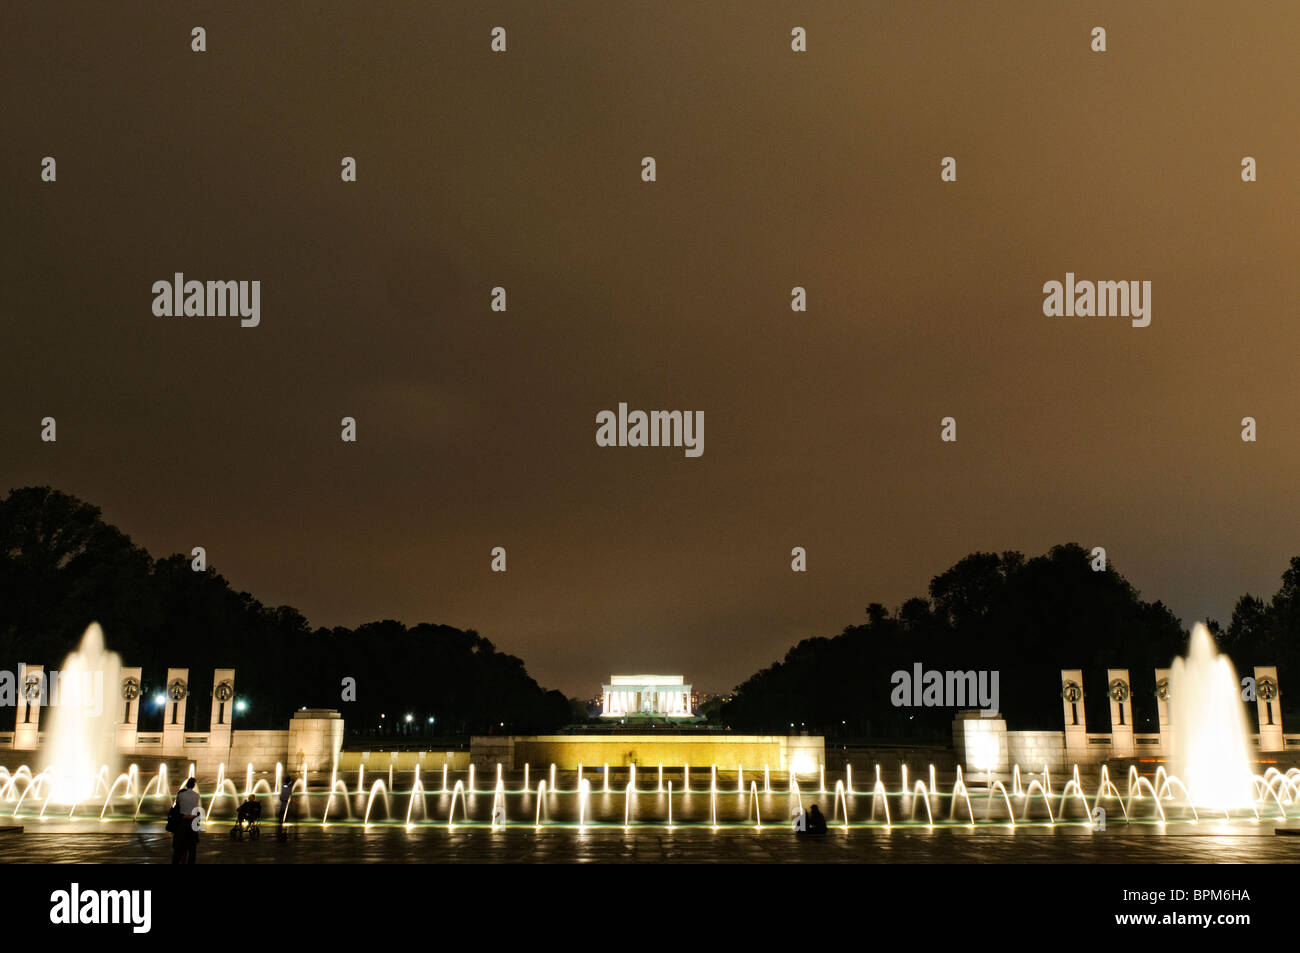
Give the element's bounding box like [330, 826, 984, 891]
[952, 710, 1008, 776]
[13, 663, 44, 750]
[209, 669, 236, 756]
[1106, 669, 1134, 758]
[1154, 667, 1171, 758]
[1254, 666, 1282, 751]
[117, 667, 142, 752]
[287, 709, 345, 774]
[162, 668, 189, 756]
[1060, 669, 1087, 760]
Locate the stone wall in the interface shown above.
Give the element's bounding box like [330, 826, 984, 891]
[335, 749, 472, 772]
[1, 710, 345, 773]
[227, 730, 291, 769]
[286, 710, 344, 772]
[469, 734, 826, 774]
[1005, 730, 1068, 772]
[951, 712, 1300, 774]
[827, 744, 960, 774]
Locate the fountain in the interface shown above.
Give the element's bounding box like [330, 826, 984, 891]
[2, 629, 1294, 840]
[1168, 623, 1256, 811]
[2, 752, 1296, 834]
[490, 779, 506, 829]
[43, 623, 122, 805]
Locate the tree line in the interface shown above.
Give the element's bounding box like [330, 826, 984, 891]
[0, 487, 569, 735]
[722, 545, 1300, 737]
[4, 487, 1297, 741]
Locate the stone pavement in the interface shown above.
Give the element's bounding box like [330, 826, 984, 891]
[1, 825, 1297, 863]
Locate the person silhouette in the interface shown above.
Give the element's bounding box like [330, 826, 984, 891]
[235, 793, 261, 831]
[806, 803, 828, 834]
[171, 777, 201, 863]
[277, 776, 294, 840]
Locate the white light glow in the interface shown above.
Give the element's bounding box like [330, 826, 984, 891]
[1169, 623, 1255, 812]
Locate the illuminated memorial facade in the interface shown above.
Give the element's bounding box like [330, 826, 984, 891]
[601, 674, 693, 718]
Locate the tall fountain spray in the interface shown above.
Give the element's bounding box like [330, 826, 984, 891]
[1168, 622, 1254, 811]
[44, 622, 122, 804]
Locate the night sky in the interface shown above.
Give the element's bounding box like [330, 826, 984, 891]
[4, 2, 1299, 697]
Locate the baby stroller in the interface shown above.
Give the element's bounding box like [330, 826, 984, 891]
[230, 799, 262, 840]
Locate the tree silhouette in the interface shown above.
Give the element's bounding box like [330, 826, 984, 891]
[0, 487, 569, 735]
[723, 544, 1188, 735]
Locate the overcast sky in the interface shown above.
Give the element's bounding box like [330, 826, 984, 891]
[4, 1, 1299, 697]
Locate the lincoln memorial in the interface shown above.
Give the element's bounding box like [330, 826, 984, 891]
[601, 674, 694, 718]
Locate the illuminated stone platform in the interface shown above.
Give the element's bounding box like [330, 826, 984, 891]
[468, 733, 824, 772]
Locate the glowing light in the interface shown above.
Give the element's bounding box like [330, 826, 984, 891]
[44, 624, 122, 805]
[789, 753, 816, 776]
[1169, 623, 1256, 812]
[968, 733, 998, 775]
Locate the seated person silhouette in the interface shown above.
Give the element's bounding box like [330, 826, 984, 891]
[236, 795, 261, 829]
[806, 803, 828, 834]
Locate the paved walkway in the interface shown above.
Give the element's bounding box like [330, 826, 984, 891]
[2, 825, 1297, 863]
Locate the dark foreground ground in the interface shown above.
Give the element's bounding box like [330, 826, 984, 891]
[3, 824, 1298, 863]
